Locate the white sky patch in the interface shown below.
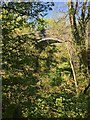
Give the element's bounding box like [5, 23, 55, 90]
[2, 0, 90, 2]
[40, 0, 90, 2]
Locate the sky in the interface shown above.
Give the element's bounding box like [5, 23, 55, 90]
[2, 0, 88, 2]
[45, 2, 68, 19]
[44, 0, 86, 1]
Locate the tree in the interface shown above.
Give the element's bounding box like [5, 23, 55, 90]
[2, 1, 54, 118]
[2, 1, 89, 118]
[68, 0, 90, 118]
[68, 0, 90, 92]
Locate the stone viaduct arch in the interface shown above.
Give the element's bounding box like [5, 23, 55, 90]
[35, 37, 63, 50]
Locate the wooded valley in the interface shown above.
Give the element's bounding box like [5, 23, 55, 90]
[1, 1, 90, 119]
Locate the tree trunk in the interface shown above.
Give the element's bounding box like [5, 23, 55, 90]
[87, 19, 90, 120]
[68, 0, 80, 44]
[65, 40, 79, 95]
[87, 21, 90, 73]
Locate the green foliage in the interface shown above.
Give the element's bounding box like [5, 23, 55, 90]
[2, 1, 90, 119]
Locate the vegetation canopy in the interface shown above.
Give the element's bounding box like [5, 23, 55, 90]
[1, 1, 90, 119]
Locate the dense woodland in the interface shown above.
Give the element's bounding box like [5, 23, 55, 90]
[1, 1, 90, 119]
